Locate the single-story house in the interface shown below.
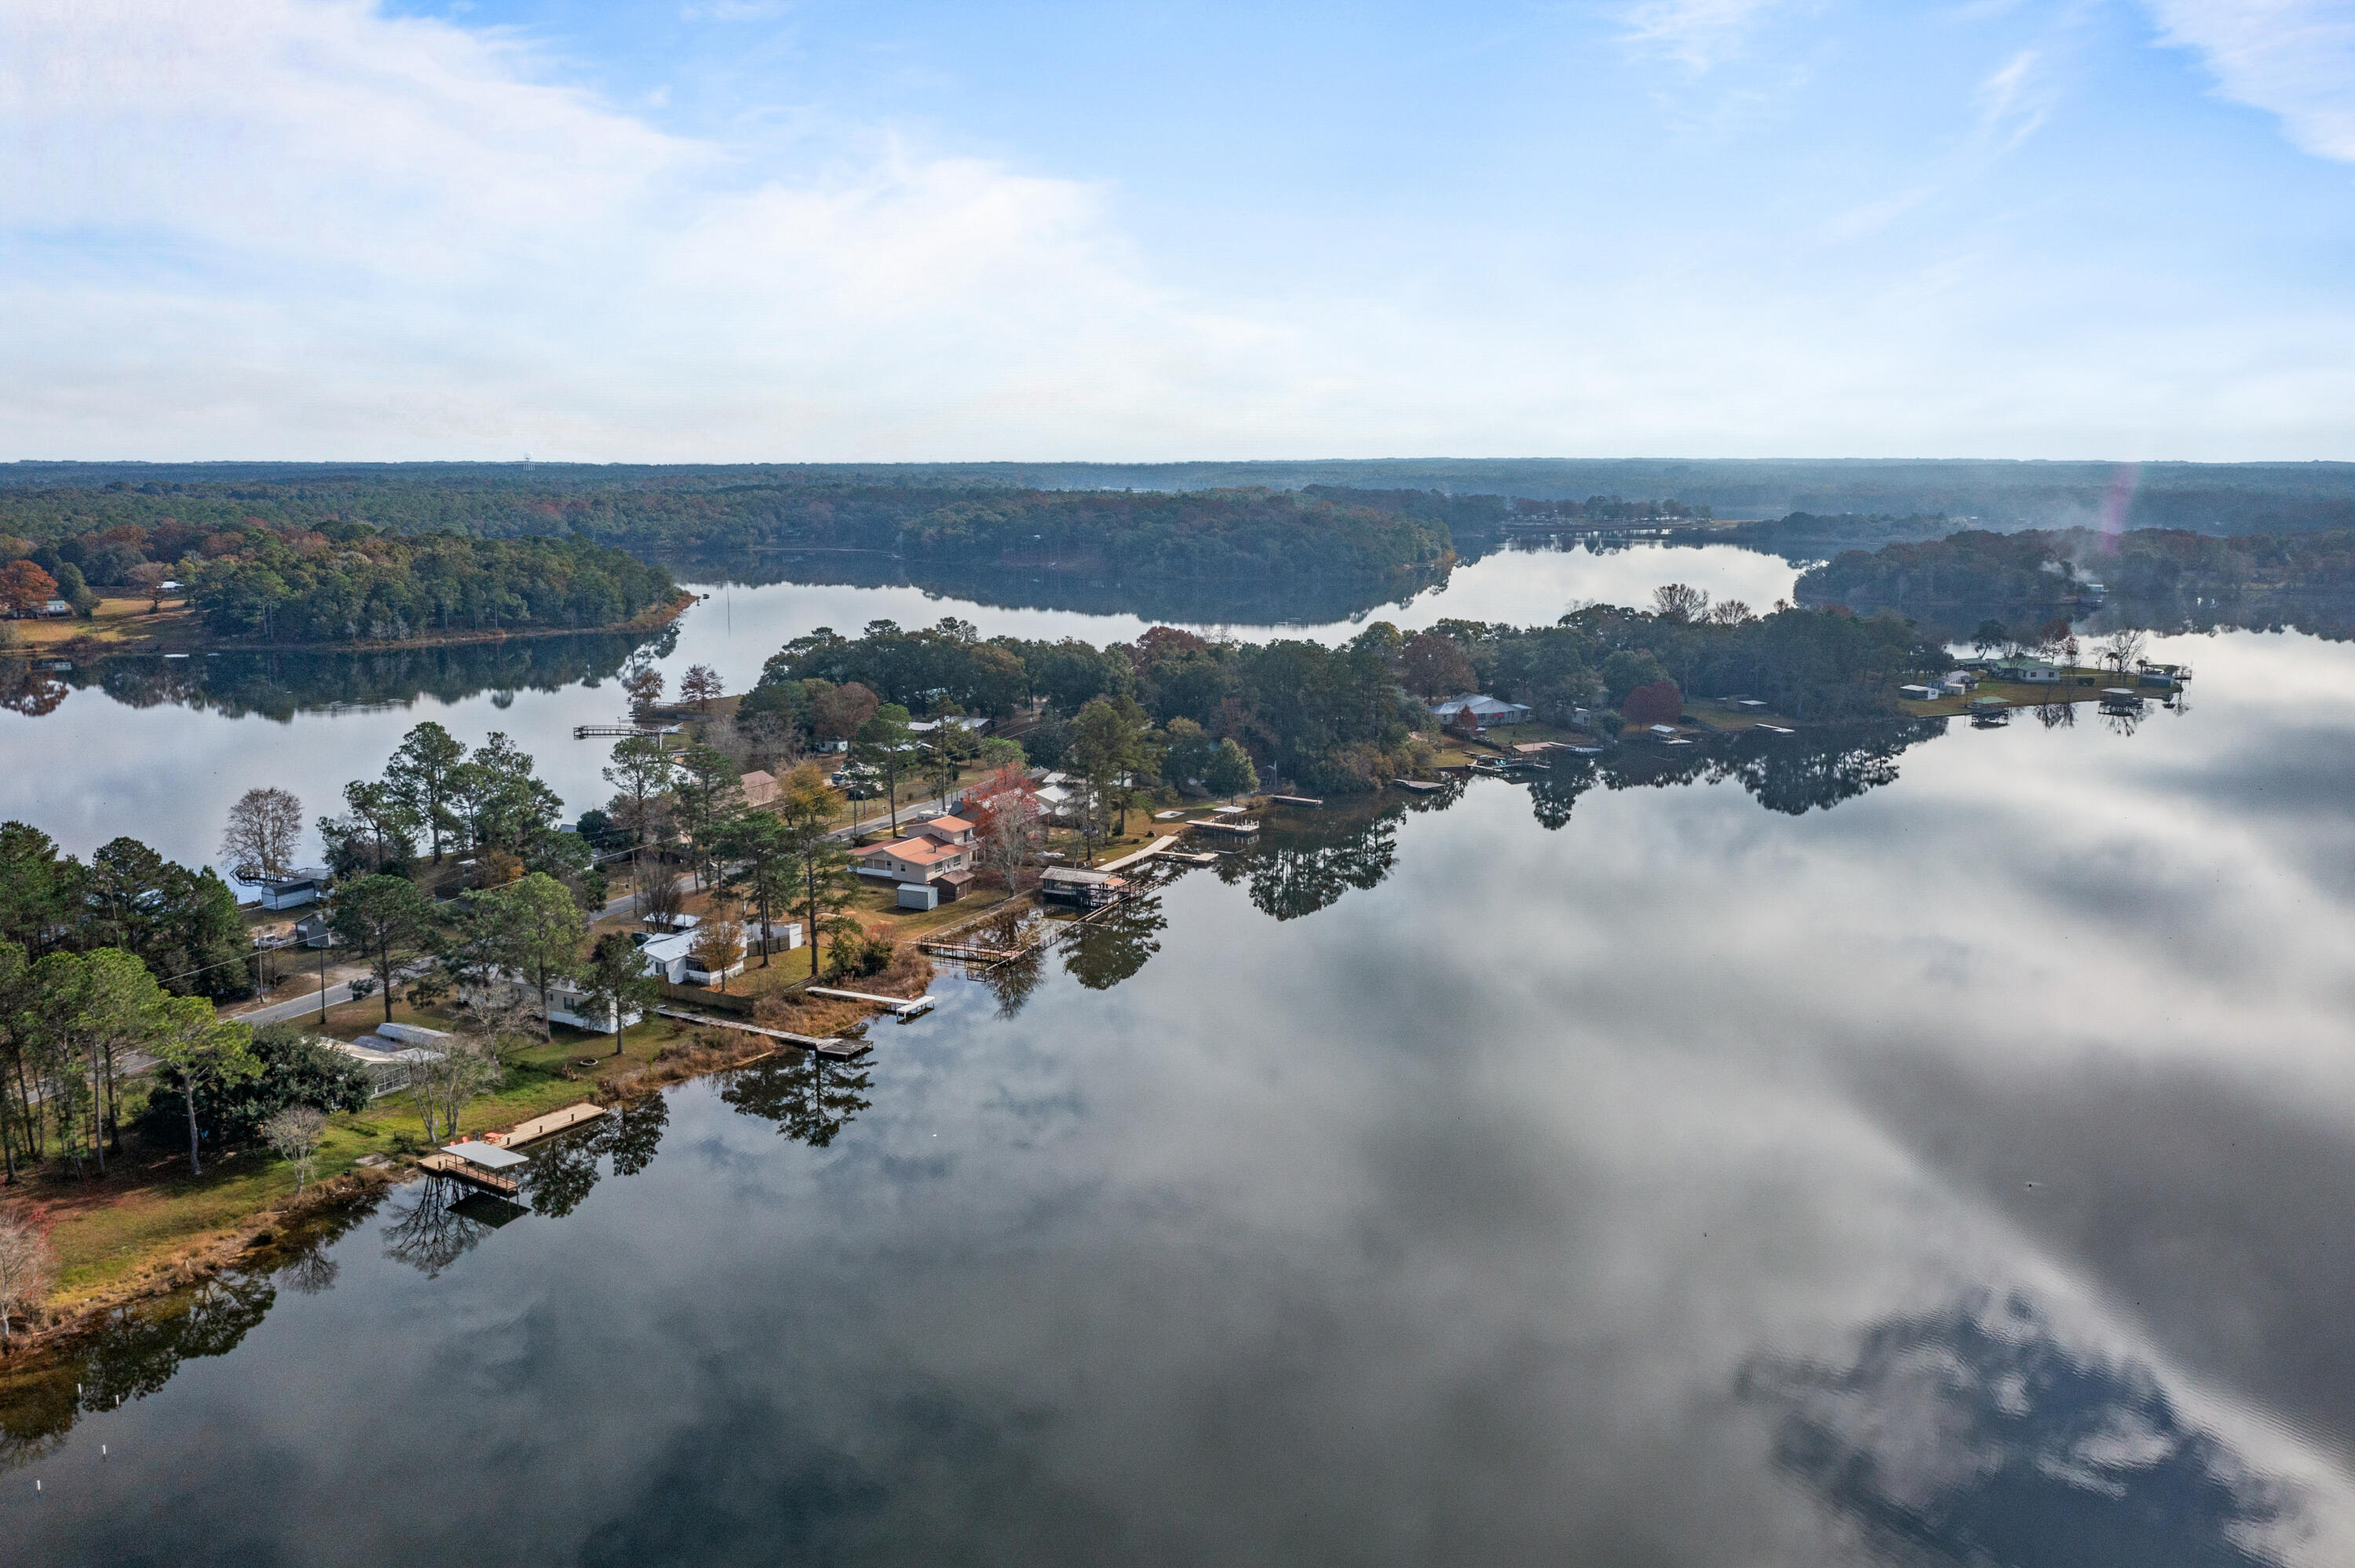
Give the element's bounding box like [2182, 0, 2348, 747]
[1898, 683, 1940, 701]
[38, 598, 73, 618]
[1430, 693, 1535, 729]
[330, 1025, 448, 1096]
[740, 770, 778, 807]
[292, 911, 336, 948]
[1992, 657, 2061, 684]
[1941, 670, 1979, 694]
[907, 715, 990, 737]
[257, 869, 330, 910]
[1040, 866, 1130, 909]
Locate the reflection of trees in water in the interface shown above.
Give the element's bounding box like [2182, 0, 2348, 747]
[522, 1092, 671, 1218]
[1740, 1295, 2297, 1568]
[722, 1051, 874, 1150]
[1061, 895, 1168, 989]
[0, 1267, 282, 1472]
[1527, 723, 1947, 827]
[0, 661, 69, 716]
[1218, 804, 1407, 921]
[977, 952, 1047, 1018]
[659, 551, 1444, 629]
[2036, 700, 2077, 731]
[382, 1176, 496, 1278]
[42, 623, 677, 723]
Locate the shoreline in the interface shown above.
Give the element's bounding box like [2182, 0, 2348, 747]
[0, 589, 694, 665]
[0, 999, 845, 1358]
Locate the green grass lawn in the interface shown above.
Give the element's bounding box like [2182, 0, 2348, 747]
[31, 1009, 691, 1306]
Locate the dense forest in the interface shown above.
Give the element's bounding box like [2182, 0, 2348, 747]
[0, 512, 677, 645]
[739, 593, 1943, 795]
[13, 458, 2352, 536]
[0, 474, 1452, 584]
[1798, 527, 2355, 636]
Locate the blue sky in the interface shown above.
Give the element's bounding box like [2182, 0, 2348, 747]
[3, 0, 2352, 459]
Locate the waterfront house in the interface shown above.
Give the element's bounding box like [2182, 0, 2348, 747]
[856, 832, 976, 903]
[258, 869, 330, 910]
[1992, 657, 2061, 684]
[292, 911, 336, 949]
[1898, 683, 1940, 700]
[1430, 693, 1535, 729]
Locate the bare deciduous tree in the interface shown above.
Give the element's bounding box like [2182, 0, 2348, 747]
[410, 1033, 505, 1146]
[2100, 627, 2149, 675]
[262, 1106, 329, 1194]
[0, 1209, 57, 1345]
[634, 852, 684, 928]
[221, 787, 305, 884]
[690, 918, 746, 992]
[1652, 583, 1711, 623]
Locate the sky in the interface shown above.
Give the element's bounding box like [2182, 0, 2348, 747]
[1, 0, 2351, 461]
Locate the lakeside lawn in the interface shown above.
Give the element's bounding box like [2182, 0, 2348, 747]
[28, 992, 696, 1307]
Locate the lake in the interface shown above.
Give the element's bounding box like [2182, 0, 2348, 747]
[9, 551, 2355, 1566]
[0, 538, 1799, 871]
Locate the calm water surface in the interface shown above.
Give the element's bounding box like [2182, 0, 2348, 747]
[0, 541, 1796, 870]
[5, 616, 2355, 1566]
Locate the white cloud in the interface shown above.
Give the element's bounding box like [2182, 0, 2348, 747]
[2146, 0, 2355, 162]
[1620, 0, 1786, 69]
[0, 0, 2348, 460]
[1971, 47, 2050, 151]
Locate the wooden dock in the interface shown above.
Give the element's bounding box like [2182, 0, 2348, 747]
[1391, 778, 1446, 793]
[653, 1005, 868, 1057]
[1188, 819, 1260, 837]
[416, 1152, 522, 1197]
[1269, 794, 1324, 808]
[487, 1103, 606, 1147]
[1100, 835, 1180, 871]
[806, 986, 936, 1019]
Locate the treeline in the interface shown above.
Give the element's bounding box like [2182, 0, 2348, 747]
[0, 476, 1453, 584]
[1797, 531, 2094, 614]
[743, 594, 1944, 795]
[1728, 512, 1962, 561]
[0, 511, 677, 644]
[1798, 527, 2355, 629]
[186, 529, 677, 644]
[0, 826, 249, 997]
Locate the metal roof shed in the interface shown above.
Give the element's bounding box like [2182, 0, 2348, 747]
[443, 1140, 528, 1170]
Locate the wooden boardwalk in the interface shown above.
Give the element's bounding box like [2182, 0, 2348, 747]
[653, 1005, 869, 1057]
[487, 1103, 606, 1147]
[807, 986, 935, 1019]
[1099, 835, 1180, 871]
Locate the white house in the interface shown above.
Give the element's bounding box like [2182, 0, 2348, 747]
[1430, 693, 1535, 729]
[1898, 683, 1940, 701]
[907, 715, 990, 737]
[1992, 657, 2061, 684]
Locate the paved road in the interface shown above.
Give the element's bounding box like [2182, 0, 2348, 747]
[234, 980, 362, 1026]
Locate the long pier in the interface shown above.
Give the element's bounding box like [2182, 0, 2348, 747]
[654, 1005, 870, 1058]
[806, 986, 936, 1019]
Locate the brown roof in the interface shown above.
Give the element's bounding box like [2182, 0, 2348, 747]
[867, 837, 960, 866]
